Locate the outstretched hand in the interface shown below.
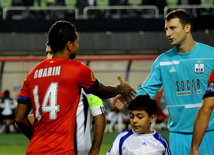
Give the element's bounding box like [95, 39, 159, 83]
[117, 75, 136, 103]
[114, 98, 126, 111]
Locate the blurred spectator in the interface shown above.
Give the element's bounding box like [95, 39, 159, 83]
[95, 0, 110, 18]
[127, 0, 142, 6]
[0, 0, 12, 16]
[0, 0, 12, 9]
[109, 0, 128, 18]
[88, 0, 95, 5]
[151, 0, 167, 16]
[47, 0, 55, 6]
[199, 0, 213, 17]
[188, 0, 213, 18]
[165, 0, 210, 17]
[64, 0, 76, 17]
[54, 0, 65, 19]
[33, 0, 46, 6]
[189, 0, 200, 5]
[166, 0, 179, 6]
[86, 0, 96, 18]
[127, 0, 143, 17]
[46, 0, 56, 19]
[165, 0, 179, 14]
[33, 0, 57, 19]
[23, 0, 34, 18]
[110, 0, 126, 5]
[96, 0, 109, 6]
[4, 0, 24, 20]
[64, 0, 88, 17]
[0, 90, 17, 133]
[105, 97, 127, 133]
[19, 0, 43, 19]
[179, 0, 193, 17]
[77, 0, 88, 15]
[153, 88, 169, 130]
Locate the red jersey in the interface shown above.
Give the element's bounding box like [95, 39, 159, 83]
[207, 69, 214, 83]
[204, 69, 214, 99]
[18, 58, 97, 155]
[154, 89, 167, 121]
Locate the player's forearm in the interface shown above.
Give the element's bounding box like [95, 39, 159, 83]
[190, 106, 211, 154]
[15, 118, 33, 140]
[92, 83, 120, 99]
[93, 82, 135, 100]
[89, 114, 106, 155]
[15, 103, 33, 140]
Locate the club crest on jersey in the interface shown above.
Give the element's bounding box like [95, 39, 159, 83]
[194, 63, 204, 74]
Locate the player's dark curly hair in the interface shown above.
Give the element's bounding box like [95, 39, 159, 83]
[165, 9, 193, 29]
[48, 20, 78, 54]
[128, 95, 157, 117]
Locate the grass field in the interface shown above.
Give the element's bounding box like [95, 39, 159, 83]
[0, 130, 169, 155]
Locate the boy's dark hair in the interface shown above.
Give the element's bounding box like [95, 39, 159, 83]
[128, 95, 157, 117]
[48, 20, 78, 54]
[165, 9, 193, 28]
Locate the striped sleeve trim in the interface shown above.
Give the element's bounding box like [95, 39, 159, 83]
[119, 130, 133, 155]
[17, 95, 32, 107]
[153, 133, 171, 155]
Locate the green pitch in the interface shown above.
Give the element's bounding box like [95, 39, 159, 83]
[0, 130, 169, 155]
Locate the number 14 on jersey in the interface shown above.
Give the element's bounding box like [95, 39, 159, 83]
[33, 82, 59, 121]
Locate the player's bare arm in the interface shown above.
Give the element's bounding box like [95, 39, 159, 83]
[92, 75, 136, 102]
[190, 97, 214, 155]
[89, 114, 106, 155]
[15, 103, 33, 140]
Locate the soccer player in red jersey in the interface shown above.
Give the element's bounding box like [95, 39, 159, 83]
[15, 20, 136, 155]
[26, 42, 106, 155]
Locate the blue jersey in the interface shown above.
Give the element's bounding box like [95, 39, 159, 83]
[137, 42, 214, 133]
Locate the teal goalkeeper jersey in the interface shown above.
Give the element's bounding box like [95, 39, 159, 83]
[137, 42, 214, 133]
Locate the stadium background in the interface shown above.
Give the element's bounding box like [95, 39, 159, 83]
[0, 3, 214, 155]
[1, 17, 214, 98]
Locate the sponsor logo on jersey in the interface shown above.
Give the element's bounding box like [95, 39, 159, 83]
[169, 66, 176, 73]
[195, 61, 204, 74]
[176, 79, 202, 96]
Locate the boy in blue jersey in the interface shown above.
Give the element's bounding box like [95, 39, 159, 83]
[136, 9, 214, 155]
[107, 95, 171, 155]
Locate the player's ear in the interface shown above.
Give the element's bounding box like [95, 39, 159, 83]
[150, 114, 156, 124]
[66, 41, 73, 51]
[185, 23, 191, 33]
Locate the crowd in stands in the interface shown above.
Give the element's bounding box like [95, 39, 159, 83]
[0, 0, 214, 20]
